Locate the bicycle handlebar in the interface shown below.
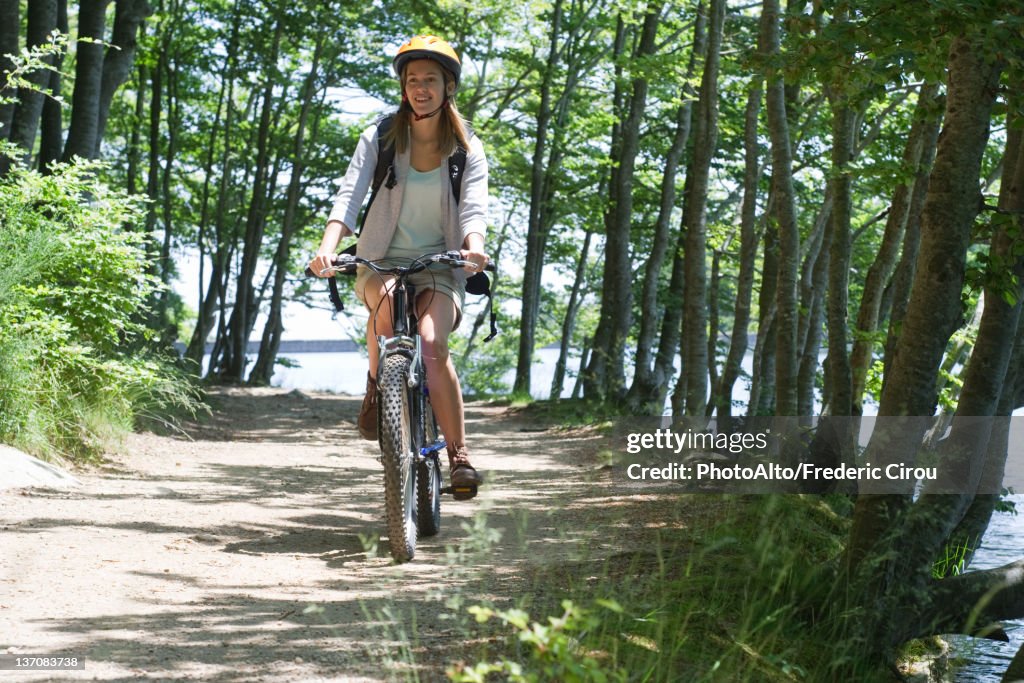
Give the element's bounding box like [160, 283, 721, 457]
[304, 251, 497, 278]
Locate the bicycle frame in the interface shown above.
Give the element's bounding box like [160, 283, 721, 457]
[375, 275, 442, 460]
[376, 277, 421, 384]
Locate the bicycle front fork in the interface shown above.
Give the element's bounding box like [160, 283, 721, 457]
[377, 334, 420, 387]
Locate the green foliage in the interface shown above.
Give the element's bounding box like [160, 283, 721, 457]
[448, 600, 628, 683]
[452, 327, 518, 397]
[932, 536, 975, 579]
[449, 496, 881, 680]
[995, 487, 1017, 515]
[0, 30, 69, 104]
[0, 161, 201, 460]
[864, 359, 886, 406]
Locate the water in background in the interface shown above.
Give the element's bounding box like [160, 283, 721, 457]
[950, 494, 1024, 682]
[261, 347, 571, 398]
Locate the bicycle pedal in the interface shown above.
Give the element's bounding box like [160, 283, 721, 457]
[442, 484, 478, 501]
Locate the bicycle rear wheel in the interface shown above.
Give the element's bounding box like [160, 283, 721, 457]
[417, 396, 442, 537]
[378, 353, 417, 562]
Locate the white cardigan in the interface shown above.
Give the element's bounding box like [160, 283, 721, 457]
[327, 122, 489, 284]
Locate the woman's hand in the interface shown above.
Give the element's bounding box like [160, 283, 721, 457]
[461, 233, 488, 273]
[310, 220, 348, 277]
[308, 254, 335, 278]
[459, 247, 490, 273]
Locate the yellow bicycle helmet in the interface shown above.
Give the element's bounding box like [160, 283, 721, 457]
[393, 35, 462, 85]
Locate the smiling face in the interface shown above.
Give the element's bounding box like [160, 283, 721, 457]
[402, 59, 453, 117]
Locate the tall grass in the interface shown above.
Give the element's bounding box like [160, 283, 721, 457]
[0, 159, 201, 461]
[449, 495, 903, 682]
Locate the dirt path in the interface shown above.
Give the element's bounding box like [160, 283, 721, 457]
[0, 387, 658, 682]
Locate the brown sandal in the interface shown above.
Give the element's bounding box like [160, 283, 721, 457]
[448, 445, 481, 500]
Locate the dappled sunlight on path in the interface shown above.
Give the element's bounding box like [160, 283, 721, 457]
[0, 387, 679, 681]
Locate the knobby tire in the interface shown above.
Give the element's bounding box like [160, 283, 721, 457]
[417, 396, 441, 537]
[379, 354, 417, 562]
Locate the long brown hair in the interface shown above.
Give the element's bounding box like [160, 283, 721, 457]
[384, 62, 471, 157]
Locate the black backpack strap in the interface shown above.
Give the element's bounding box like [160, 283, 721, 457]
[358, 114, 397, 231]
[449, 147, 467, 203]
[448, 122, 473, 203]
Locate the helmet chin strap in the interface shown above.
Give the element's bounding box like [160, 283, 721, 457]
[409, 95, 449, 121]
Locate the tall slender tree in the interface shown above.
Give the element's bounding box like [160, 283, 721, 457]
[680, 0, 726, 416]
[627, 1, 706, 412]
[759, 0, 800, 416]
[2, 0, 57, 174]
[0, 0, 18, 137]
[584, 3, 662, 401]
[62, 0, 112, 161]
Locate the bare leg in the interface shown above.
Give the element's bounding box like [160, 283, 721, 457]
[361, 274, 395, 377]
[416, 290, 464, 447]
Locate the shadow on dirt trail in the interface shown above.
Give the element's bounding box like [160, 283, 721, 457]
[0, 387, 677, 682]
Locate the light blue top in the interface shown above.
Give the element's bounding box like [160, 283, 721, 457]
[385, 166, 447, 261]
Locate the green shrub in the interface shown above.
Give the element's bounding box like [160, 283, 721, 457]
[0, 159, 200, 461]
[448, 600, 628, 683]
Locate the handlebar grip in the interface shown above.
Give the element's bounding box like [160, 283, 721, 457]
[441, 250, 497, 273]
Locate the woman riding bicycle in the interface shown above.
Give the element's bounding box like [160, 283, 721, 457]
[309, 35, 488, 497]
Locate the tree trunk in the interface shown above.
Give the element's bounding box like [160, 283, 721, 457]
[2, 0, 57, 173]
[94, 0, 152, 157]
[627, 1, 707, 412]
[0, 0, 18, 138]
[250, 37, 324, 385]
[126, 63, 146, 196]
[705, 247, 722, 417]
[550, 228, 594, 401]
[945, 126, 1024, 571]
[882, 96, 943, 383]
[850, 83, 941, 413]
[584, 5, 661, 401]
[716, 80, 762, 418]
[62, 0, 112, 162]
[37, 0, 68, 171]
[825, 79, 855, 416]
[158, 27, 179, 300]
[681, 0, 726, 416]
[184, 0, 241, 367]
[760, 0, 800, 416]
[224, 18, 283, 382]
[143, 35, 162, 267]
[748, 215, 778, 416]
[795, 193, 831, 414]
[844, 30, 1004, 591]
[890, 113, 1024, 587]
[514, 0, 563, 397]
[797, 211, 831, 416]
[580, 14, 627, 399]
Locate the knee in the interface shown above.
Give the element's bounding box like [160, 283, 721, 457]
[421, 335, 450, 364]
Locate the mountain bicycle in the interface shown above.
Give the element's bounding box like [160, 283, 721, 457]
[309, 251, 497, 562]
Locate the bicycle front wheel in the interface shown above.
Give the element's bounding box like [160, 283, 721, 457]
[378, 353, 417, 562]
